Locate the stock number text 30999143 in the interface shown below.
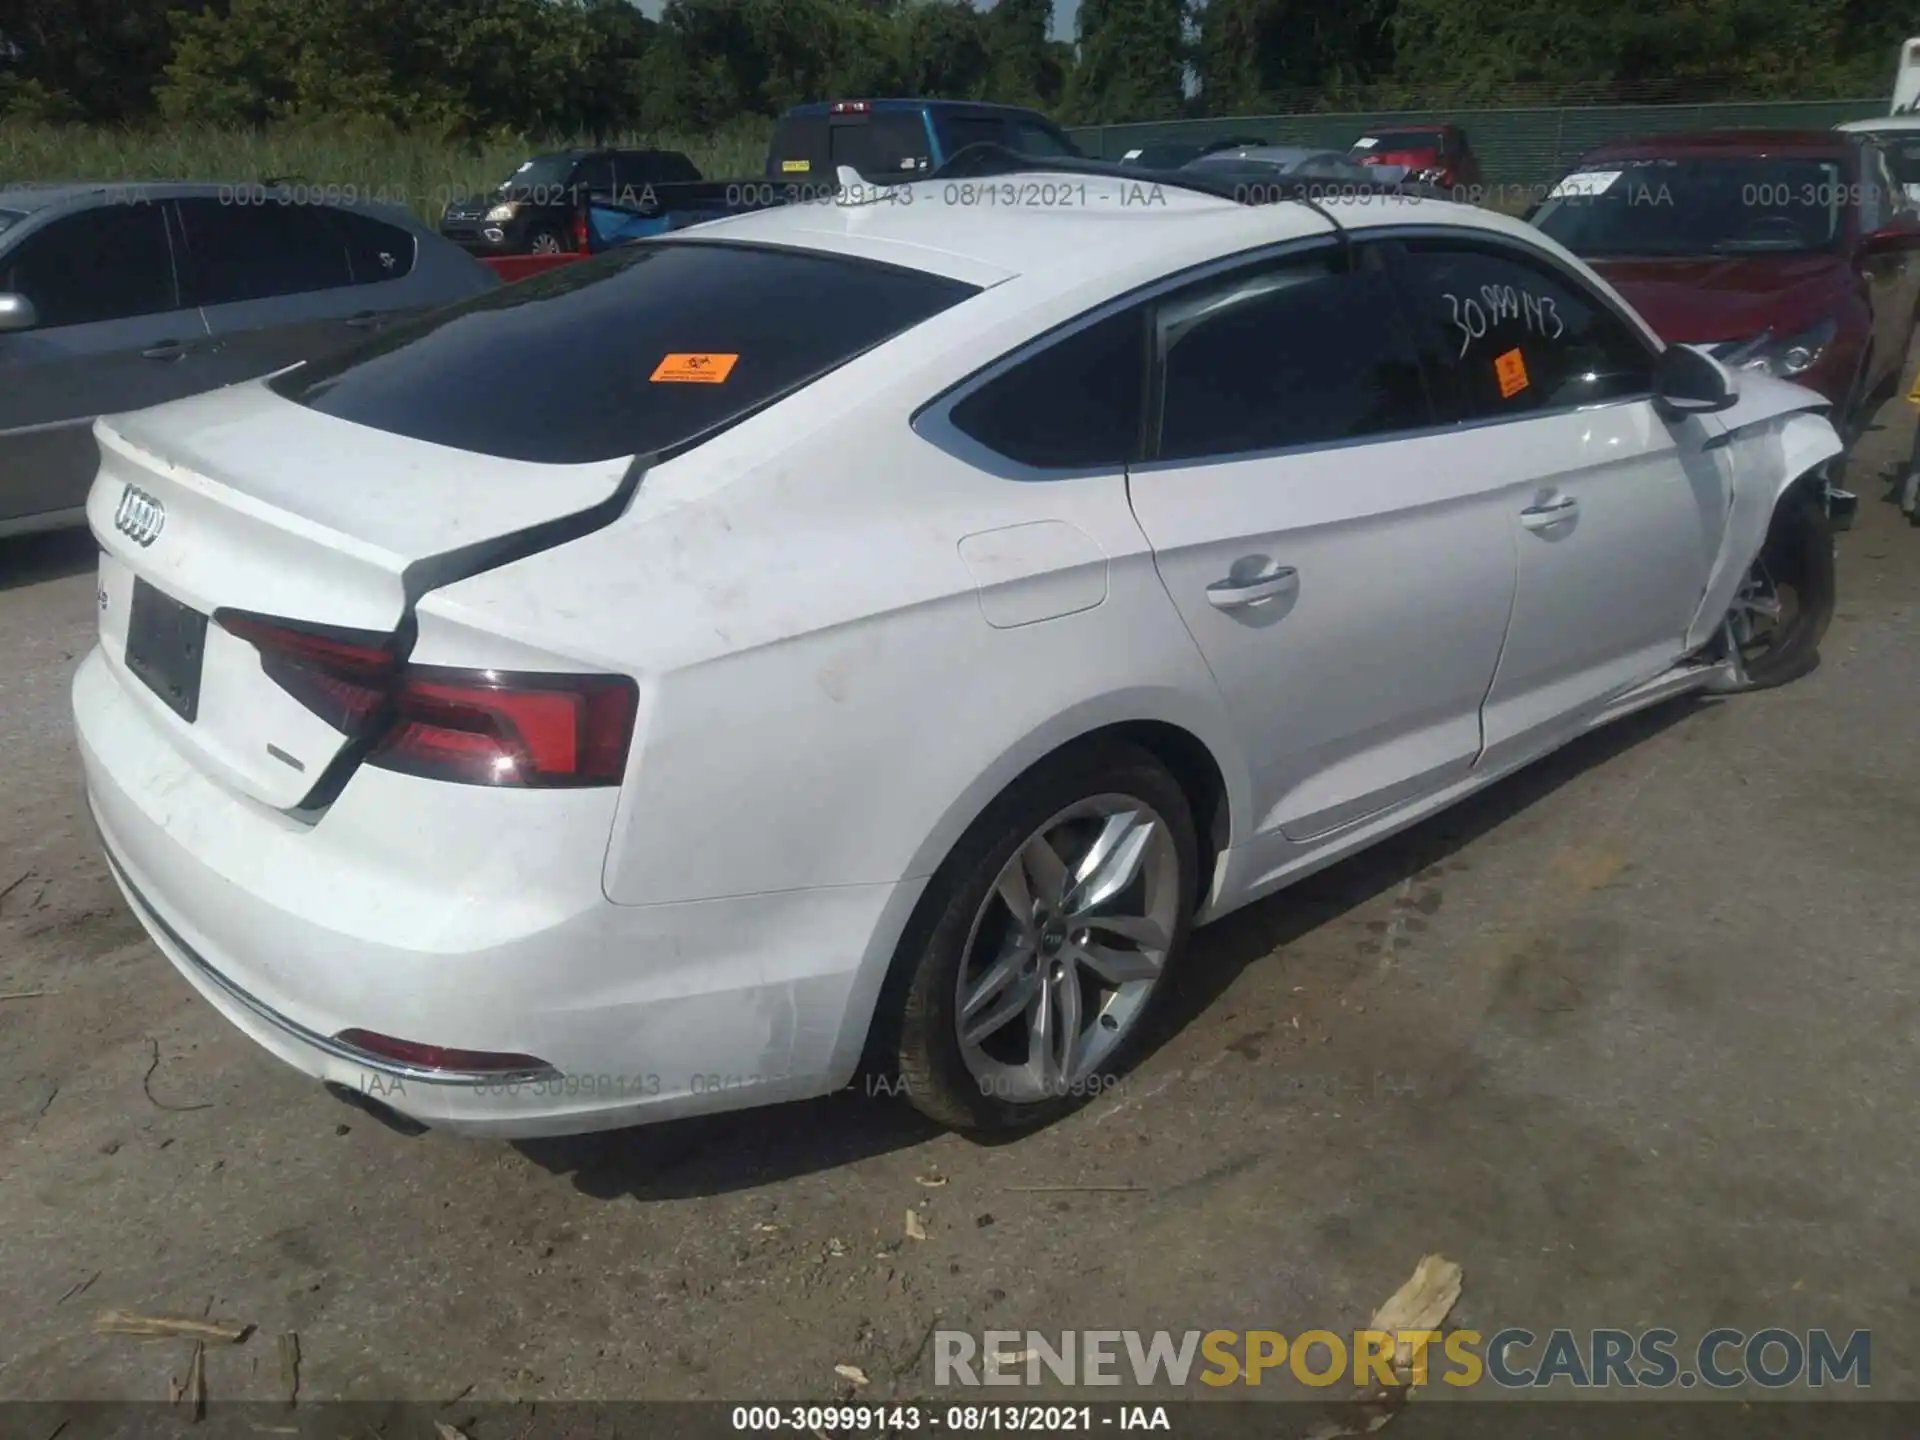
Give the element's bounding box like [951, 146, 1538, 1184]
[730, 1405, 1123, 1432]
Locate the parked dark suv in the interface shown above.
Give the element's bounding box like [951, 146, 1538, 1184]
[439, 149, 703, 256]
[0, 182, 496, 537]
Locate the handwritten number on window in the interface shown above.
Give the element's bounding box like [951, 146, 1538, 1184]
[1443, 287, 1563, 359]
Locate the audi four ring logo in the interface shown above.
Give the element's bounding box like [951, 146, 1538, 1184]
[113, 484, 165, 547]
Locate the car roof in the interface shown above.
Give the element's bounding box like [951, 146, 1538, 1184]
[0, 180, 434, 229]
[1578, 129, 1852, 161]
[657, 166, 1551, 289]
[1837, 115, 1920, 133]
[1190, 146, 1344, 167]
[1357, 124, 1459, 137]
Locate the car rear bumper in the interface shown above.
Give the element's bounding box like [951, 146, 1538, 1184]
[74, 646, 912, 1138]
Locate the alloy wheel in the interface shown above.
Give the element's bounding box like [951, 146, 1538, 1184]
[953, 795, 1181, 1104]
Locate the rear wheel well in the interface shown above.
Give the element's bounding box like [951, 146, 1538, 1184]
[1093, 720, 1230, 898]
[858, 719, 1232, 1077]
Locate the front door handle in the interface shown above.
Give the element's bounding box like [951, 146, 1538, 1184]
[1520, 494, 1579, 531]
[141, 339, 187, 360]
[1206, 566, 1299, 610]
[345, 310, 384, 329]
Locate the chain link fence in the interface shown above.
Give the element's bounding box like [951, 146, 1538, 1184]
[1067, 99, 1892, 194]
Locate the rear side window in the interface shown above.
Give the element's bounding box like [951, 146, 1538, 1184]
[175, 198, 353, 304]
[767, 116, 829, 178]
[948, 308, 1145, 469]
[0, 202, 177, 326]
[1153, 250, 1433, 462]
[272, 241, 979, 464]
[331, 210, 417, 284]
[619, 151, 700, 186]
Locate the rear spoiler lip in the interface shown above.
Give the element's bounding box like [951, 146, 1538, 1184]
[294, 450, 658, 814]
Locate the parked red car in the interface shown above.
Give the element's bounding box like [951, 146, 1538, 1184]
[1531, 130, 1920, 448]
[1349, 124, 1482, 192]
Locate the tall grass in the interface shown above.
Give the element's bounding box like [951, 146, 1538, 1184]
[0, 119, 775, 226]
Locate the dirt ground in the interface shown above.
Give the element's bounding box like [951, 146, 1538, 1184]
[2, 395, 1918, 1410]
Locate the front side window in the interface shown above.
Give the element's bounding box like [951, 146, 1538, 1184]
[174, 198, 354, 305]
[947, 307, 1145, 469]
[1152, 247, 1432, 462]
[0, 203, 176, 327]
[1533, 155, 1850, 256]
[1391, 238, 1656, 420]
[272, 240, 979, 464]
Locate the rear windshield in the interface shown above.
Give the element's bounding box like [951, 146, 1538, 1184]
[270, 241, 980, 464]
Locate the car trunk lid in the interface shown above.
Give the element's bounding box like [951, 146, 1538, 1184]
[89, 380, 640, 812]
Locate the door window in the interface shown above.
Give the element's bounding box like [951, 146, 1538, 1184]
[0, 202, 177, 327]
[1152, 247, 1433, 462]
[174, 199, 354, 305]
[1390, 238, 1657, 420]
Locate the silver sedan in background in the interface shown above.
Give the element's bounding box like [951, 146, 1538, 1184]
[0, 182, 497, 539]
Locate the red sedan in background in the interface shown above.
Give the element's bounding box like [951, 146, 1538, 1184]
[1530, 130, 1920, 471]
[1349, 123, 1483, 192]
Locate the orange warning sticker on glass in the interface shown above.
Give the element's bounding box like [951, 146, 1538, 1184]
[651, 353, 738, 384]
[1495, 347, 1529, 399]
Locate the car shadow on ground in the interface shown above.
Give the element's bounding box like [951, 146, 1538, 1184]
[516, 694, 1709, 1203]
[0, 528, 96, 593]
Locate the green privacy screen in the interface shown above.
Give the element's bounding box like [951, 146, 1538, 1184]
[1067, 99, 1890, 194]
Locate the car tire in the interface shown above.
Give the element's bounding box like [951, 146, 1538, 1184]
[526, 228, 566, 255]
[882, 741, 1199, 1135]
[1723, 484, 1835, 691]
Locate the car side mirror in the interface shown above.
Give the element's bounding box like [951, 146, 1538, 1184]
[0, 292, 37, 333]
[1653, 343, 1738, 420]
[1862, 222, 1920, 254]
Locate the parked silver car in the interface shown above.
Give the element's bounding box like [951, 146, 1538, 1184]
[0, 182, 498, 538]
[1181, 146, 1383, 186]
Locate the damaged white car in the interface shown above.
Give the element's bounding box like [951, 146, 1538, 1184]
[74, 157, 1841, 1140]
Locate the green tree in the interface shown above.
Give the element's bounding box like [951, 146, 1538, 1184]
[1065, 0, 1188, 122]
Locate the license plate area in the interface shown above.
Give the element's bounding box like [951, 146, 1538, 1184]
[125, 578, 208, 723]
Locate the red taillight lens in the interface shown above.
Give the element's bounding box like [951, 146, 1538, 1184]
[215, 610, 397, 736]
[367, 667, 637, 788]
[216, 611, 638, 789]
[335, 1029, 555, 1078]
[572, 205, 590, 253]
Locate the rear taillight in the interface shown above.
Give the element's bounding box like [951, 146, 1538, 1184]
[368, 667, 637, 787]
[215, 611, 637, 788]
[572, 205, 590, 253]
[215, 611, 397, 736]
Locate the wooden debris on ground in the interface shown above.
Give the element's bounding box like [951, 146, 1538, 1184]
[277, 1332, 300, 1407]
[95, 1310, 249, 1342]
[1367, 1253, 1464, 1381]
[833, 1363, 869, 1386]
[186, 1342, 207, 1420]
[904, 1208, 927, 1241]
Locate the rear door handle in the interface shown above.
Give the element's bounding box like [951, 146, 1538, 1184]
[345, 311, 383, 329]
[141, 339, 187, 360]
[1520, 495, 1579, 531]
[1206, 566, 1299, 610]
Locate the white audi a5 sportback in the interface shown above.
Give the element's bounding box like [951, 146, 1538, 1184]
[75, 161, 1842, 1139]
